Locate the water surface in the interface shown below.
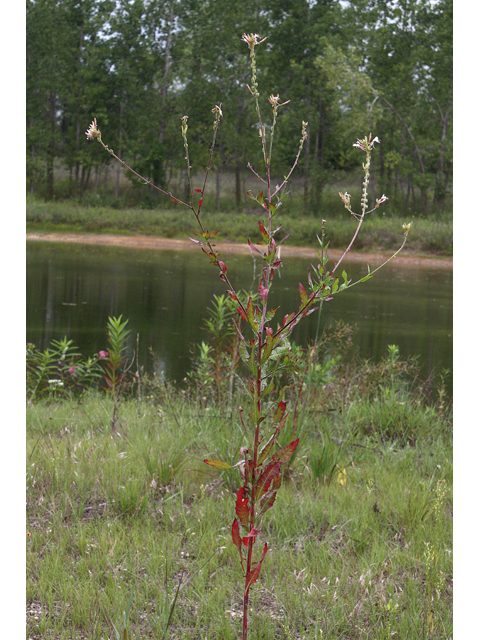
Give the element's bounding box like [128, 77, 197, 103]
[26, 241, 452, 393]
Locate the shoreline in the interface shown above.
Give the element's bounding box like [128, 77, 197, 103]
[26, 231, 453, 269]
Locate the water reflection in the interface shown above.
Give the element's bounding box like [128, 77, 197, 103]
[26, 241, 452, 393]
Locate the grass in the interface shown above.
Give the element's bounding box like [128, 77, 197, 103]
[26, 359, 453, 639]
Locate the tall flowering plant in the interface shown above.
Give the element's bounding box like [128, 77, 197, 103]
[86, 33, 410, 639]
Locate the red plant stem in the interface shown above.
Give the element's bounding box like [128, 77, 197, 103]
[242, 587, 250, 640]
[242, 321, 264, 640]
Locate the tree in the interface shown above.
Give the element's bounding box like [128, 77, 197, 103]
[27, 0, 70, 199]
[261, 0, 340, 212]
[340, 0, 453, 214]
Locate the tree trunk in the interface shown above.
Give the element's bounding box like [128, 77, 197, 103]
[234, 58, 249, 208]
[29, 142, 35, 196]
[303, 96, 311, 211]
[216, 165, 221, 210]
[158, 2, 174, 146]
[434, 94, 451, 208]
[46, 90, 56, 201]
[235, 164, 242, 208]
[303, 128, 310, 211]
[74, 24, 84, 199]
[115, 102, 124, 201]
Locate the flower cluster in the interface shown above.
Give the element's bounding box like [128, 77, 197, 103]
[402, 221, 412, 237]
[241, 33, 267, 48]
[85, 118, 101, 141]
[212, 105, 223, 131]
[353, 134, 380, 152]
[211, 104, 223, 118]
[268, 94, 290, 109]
[339, 191, 351, 209]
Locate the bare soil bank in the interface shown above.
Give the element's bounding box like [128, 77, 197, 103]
[26, 232, 453, 269]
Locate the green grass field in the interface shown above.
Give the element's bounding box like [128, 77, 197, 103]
[26, 355, 453, 639]
[26, 193, 453, 257]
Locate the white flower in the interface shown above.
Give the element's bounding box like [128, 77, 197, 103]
[376, 194, 388, 205]
[353, 139, 367, 152]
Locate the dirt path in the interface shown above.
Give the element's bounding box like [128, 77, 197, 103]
[26, 231, 453, 269]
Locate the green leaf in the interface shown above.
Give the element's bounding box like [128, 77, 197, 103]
[204, 459, 232, 470]
[260, 330, 274, 365]
[299, 282, 308, 306]
[239, 339, 249, 363]
[258, 433, 276, 465]
[247, 350, 258, 377]
[246, 297, 258, 332]
[260, 377, 275, 399]
[264, 306, 279, 324]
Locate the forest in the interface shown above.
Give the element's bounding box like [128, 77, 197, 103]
[26, 0, 452, 218]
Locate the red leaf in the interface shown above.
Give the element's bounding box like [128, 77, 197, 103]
[258, 221, 269, 242]
[257, 489, 278, 516]
[282, 312, 295, 327]
[242, 528, 260, 546]
[235, 487, 250, 529]
[231, 518, 244, 570]
[237, 307, 247, 322]
[226, 290, 238, 301]
[245, 543, 268, 591]
[248, 239, 264, 257]
[272, 438, 300, 465]
[232, 518, 242, 551]
[255, 461, 281, 501]
[273, 401, 287, 423]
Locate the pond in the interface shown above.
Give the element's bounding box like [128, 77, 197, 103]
[26, 240, 452, 395]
